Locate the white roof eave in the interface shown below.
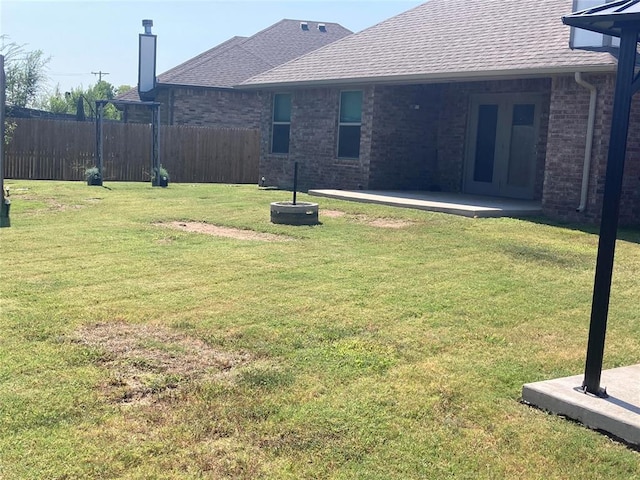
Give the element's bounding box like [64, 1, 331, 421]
[236, 64, 617, 90]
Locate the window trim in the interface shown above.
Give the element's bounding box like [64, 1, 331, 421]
[337, 90, 363, 159]
[271, 93, 291, 155]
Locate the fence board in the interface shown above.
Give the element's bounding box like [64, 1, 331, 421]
[4, 118, 260, 184]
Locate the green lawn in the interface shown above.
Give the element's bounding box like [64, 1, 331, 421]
[1, 180, 638, 479]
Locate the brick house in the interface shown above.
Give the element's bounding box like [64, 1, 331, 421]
[239, 0, 640, 225]
[118, 19, 352, 128]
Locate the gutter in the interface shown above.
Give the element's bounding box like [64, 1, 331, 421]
[235, 64, 617, 90]
[574, 72, 597, 213]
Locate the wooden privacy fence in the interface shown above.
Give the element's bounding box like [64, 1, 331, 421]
[4, 118, 260, 183]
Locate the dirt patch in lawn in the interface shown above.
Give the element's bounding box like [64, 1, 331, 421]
[321, 210, 346, 218]
[74, 321, 251, 405]
[365, 218, 414, 228]
[321, 209, 413, 228]
[12, 195, 85, 212]
[155, 221, 293, 242]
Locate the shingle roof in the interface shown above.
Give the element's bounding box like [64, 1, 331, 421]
[240, 0, 618, 88]
[119, 19, 352, 101]
[158, 36, 250, 86]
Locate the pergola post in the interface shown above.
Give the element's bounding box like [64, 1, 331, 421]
[95, 100, 104, 186]
[0, 54, 9, 228]
[151, 103, 161, 186]
[582, 26, 639, 395]
[93, 100, 160, 187]
[0, 55, 4, 201]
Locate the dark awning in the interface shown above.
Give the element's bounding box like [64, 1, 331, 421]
[563, 0, 640, 37]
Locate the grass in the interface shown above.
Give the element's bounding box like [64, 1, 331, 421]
[1, 180, 639, 479]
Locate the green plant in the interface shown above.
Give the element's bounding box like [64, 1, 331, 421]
[85, 166, 102, 186]
[152, 166, 169, 181]
[3, 119, 17, 146]
[152, 165, 169, 187]
[85, 166, 101, 180]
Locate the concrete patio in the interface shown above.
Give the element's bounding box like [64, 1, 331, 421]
[308, 190, 542, 218]
[522, 364, 640, 447]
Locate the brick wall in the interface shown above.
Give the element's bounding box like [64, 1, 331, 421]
[368, 85, 441, 190]
[543, 73, 640, 226]
[258, 79, 552, 197]
[259, 87, 374, 190]
[124, 90, 172, 124]
[259, 84, 441, 191]
[624, 88, 640, 225]
[124, 86, 262, 128]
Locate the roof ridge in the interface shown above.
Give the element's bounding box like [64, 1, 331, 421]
[239, 18, 291, 40]
[240, 18, 351, 41]
[240, 27, 356, 85]
[280, 18, 352, 27]
[237, 18, 352, 72]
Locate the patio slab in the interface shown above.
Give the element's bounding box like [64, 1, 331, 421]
[308, 189, 542, 218]
[522, 364, 640, 446]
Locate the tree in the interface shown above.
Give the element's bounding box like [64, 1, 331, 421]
[116, 85, 132, 97]
[1, 36, 50, 108]
[46, 85, 73, 115]
[43, 81, 130, 121]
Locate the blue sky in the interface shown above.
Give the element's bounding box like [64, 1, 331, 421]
[1, 0, 423, 95]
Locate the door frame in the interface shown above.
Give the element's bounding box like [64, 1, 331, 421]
[463, 92, 543, 200]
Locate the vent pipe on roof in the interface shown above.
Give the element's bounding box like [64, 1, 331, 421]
[142, 19, 153, 34]
[300, 22, 309, 31]
[318, 23, 327, 32]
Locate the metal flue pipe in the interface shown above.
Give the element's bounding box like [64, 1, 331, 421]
[293, 161, 298, 205]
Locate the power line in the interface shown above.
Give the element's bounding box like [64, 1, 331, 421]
[51, 72, 89, 76]
[91, 71, 110, 82]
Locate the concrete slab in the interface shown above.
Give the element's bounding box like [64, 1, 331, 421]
[522, 364, 640, 446]
[308, 189, 542, 218]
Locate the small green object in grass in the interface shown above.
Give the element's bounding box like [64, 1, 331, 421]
[85, 167, 102, 186]
[152, 166, 170, 187]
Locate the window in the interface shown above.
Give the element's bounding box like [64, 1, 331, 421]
[271, 93, 291, 154]
[338, 91, 362, 158]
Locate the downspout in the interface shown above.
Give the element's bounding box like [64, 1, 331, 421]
[574, 72, 597, 212]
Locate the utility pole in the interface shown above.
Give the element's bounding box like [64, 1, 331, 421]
[91, 71, 110, 82]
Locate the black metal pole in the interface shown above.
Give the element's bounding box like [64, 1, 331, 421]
[151, 105, 155, 184]
[0, 55, 5, 200]
[96, 101, 104, 184]
[157, 105, 161, 179]
[583, 28, 638, 396]
[151, 104, 160, 186]
[0, 54, 8, 228]
[293, 161, 298, 205]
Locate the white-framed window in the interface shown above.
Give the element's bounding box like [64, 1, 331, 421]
[271, 93, 291, 154]
[337, 90, 363, 158]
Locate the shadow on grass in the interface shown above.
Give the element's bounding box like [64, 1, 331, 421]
[518, 215, 640, 245]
